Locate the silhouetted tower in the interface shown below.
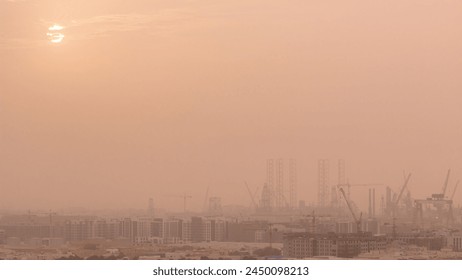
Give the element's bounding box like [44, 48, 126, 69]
[266, 159, 274, 208]
[148, 197, 155, 217]
[385, 186, 392, 217]
[318, 159, 330, 207]
[332, 159, 345, 208]
[276, 158, 284, 208]
[381, 195, 385, 216]
[289, 159, 297, 209]
[368, 188, 376, 218]
[260, 183, 272, 212]
[373, 188, 376, 217]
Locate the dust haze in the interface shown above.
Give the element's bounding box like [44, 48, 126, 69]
[1, 0, 462, 212]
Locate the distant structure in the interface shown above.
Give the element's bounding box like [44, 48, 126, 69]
[385, 186, 392, 217]
[147, 198, 155, 217]
[208, 197, 223, 216]
[283, 232, 387, 259]
[261, 158, 298, 211]
[275, 158, 284, 208]
[266, 158, 284, 210]
[289, 159, 297, 209]
[317, 159, 330, 208]
[331, 159, 345, 208]
[368, 188, 376, 218]
[267, 159, 275, 208]
[260, 184, 272, 212]
[414, 170, 455, 227]
[264, 158, 298, 210]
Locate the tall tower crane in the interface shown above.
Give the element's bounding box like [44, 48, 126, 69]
[414, 173, 457, 228]
[244, 181, 259, 210]
[442, 169, 451, 198]
[338, 187, 362, 233]
[392, 173, 412, 239]
[450, 180, 459, 201]
[431, 169, 451, 200]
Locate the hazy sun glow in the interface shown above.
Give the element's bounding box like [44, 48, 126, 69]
[48, 24, 64, 31]
[47, 24, 65, 43]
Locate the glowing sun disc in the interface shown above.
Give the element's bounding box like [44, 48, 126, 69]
[47, 24, 65, 43]
[48, 24, 64, 31]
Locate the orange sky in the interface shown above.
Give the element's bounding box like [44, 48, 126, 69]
[1, 0, 462, 212]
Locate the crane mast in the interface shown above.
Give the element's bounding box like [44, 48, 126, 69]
[450, 180, 459, 201]
[245, 181, 258, 209]
[392, 173, 412, 239]
[338, 187, 361, 233]
[442, 169, 451, 198]
[394, 173, 412, 208]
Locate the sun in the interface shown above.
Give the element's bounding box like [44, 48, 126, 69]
[48, 24, 64, 31]
[47, 24, 65, 43]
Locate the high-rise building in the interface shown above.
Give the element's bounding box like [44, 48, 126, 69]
[147, 198, 155, 217]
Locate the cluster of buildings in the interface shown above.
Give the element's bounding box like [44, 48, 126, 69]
[0, 215, 230, 246]
[283, 232, 387, 258]
[283, 231, 462, 259]
[0, 214, 291, 247]
[1, 212, 462, 260]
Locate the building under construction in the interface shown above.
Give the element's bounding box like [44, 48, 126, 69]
[283, 232, 387, 259]
[259, 158, 297, 212]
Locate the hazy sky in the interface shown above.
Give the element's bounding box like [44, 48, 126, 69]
[1, 0, 462, 211]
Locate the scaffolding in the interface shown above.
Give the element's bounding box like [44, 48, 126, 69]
[318, 159, 330, 207]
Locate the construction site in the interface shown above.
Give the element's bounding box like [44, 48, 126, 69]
[249, 159, 459, 228]
[244, 159, 462, 259]
[1, 159, 462, 260]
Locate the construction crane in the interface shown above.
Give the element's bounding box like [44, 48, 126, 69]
[244, 181, 258, 209]
[414, 173, 457, 227]
[442, 169, 451, 198]
[450, 180, 459, 201]
[253, 187, 260, 205]
[392, 173, 412, 239]
[394, 173, 412, 208]
[431, 169, 451, 200]
[165, 194, 192, 213]
[338, 187, 362, 233]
